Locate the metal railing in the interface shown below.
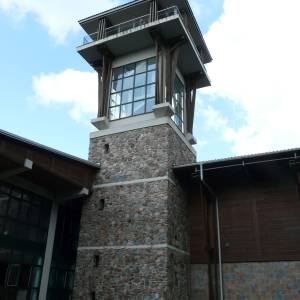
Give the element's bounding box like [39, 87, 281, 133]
[81, 6, 182, 46]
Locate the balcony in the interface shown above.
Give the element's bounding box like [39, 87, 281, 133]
[81, 6, 182, 46]
[77, 5, 210, 88]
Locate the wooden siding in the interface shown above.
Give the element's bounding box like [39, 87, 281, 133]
[190, 176, 300, 263]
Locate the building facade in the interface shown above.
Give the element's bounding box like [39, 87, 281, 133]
[1, 0, 300, 299]
[74, 0, 211, 298]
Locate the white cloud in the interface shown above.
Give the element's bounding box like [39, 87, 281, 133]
[201, 0, 300, 155]
[0, 0, 122, 43]
[33, 69, 97, 122]
[202, 105, 228, 132]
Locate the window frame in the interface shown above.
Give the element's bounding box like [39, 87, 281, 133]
[172, 74, 185, 133]
[109, 57, 157, 120]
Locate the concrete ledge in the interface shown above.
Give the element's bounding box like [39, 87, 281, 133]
[90, 116, 197, 157]
[91, 117, 109, 130]
[153, 103, 175, 118]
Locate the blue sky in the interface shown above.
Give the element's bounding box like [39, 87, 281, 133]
[0, 0, 300, 161]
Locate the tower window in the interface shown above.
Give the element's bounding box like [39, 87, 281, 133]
[109, 57, 157, 120]
[172, 76, 185, 132]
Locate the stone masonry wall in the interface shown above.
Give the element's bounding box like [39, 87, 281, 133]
[88, 124, 195, 185]
[73, 124, 195, 299]
[191, 262, 300, 300]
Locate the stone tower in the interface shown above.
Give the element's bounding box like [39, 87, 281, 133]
[73, 0, 211, 298]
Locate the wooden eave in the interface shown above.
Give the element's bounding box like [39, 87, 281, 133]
[0, 129, 99, 200]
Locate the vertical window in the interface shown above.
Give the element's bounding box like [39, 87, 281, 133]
[109, 57, 157, 120]
[172, 76, 185, 132]
[0, 183, 52, 298]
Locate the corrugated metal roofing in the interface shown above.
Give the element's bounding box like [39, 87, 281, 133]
[201, 147, 300, 165]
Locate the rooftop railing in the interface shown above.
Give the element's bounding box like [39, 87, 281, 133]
[81, 6, 182, 46]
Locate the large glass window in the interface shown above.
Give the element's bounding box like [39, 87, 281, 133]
[0, 182, 51, 300]
[46, 203, 82, 300]
[109, 57, 157, 120]
[172, 76, 185, 132]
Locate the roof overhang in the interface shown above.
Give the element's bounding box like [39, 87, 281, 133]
[174, 148, 300, 190]
[78, 0, 212, 64]
[77, 15, 210, 88]
[0, 129, 99, 203]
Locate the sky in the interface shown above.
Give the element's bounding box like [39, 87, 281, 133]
[0, 0, 300, 162]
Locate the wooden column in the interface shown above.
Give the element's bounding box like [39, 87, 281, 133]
[165, 38, 185, 105]
[97, 48, 113, 118]
[150, 32, 186, 105]
[97, 18, 107, 40]
[149, 1, 158, 22]
[186, 77, 199, 135]
[150, 30, 166, 104]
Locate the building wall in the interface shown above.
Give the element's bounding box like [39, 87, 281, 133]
[190, 165, 300, 299]
[191, 262, 300, 300]
[73, 124, 195, 299]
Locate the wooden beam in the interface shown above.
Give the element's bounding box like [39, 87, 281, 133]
[3, 175, 55, 201]
[97, 47, 113, 118]
[57, 187, 90, 203]
[0, 158, 33, 180]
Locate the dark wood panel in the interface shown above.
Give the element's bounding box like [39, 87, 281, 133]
[189, 189, 208, 264]
[190, 180, 300, 263]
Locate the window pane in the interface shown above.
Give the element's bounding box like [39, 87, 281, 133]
[134, 87, 146, 101]
[19, 201, 31, 223]
[19, 265, 31, 289]
[0, 184, 10, 194]
[8, 198, 19, 218]
[174, 115, 182, 128]
[11, 189, 22, 199]
[146, 84, 155, 98]
[109, 106, 120, 120]
[135, 73, 146, 87]
[121, 90, 133, 104]
[111, 80, 122, 93]
[135, 60, 147, 74]
[133, 101, 145, 115]
[0, 262, 8, 287]
[112, 67, 123, 80]
[0, 193, 9, 216]
[146, 98, 155, 112]
[4, 219, 16, 237]
[7, 264, 21, 286]
[0, 249, 11, 263]
[123, 76, 134, 90]
[147, 71, 156, 84]
[0, 217, 4, 234]
[147, 57, 156, 71]
[48, 269, 57, 288]
[124, 64, 135, 77]
[174, 102, 182, 117]
[111, 93, 121, 106]
[120, 103, 132, 118]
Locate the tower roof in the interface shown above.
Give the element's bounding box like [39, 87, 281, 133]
[78, 0, 212, 64]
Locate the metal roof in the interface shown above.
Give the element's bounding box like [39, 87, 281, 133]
[173, 146, 300, 173]
[201, 147, 300, 166]
[0, 129, 100, 169]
